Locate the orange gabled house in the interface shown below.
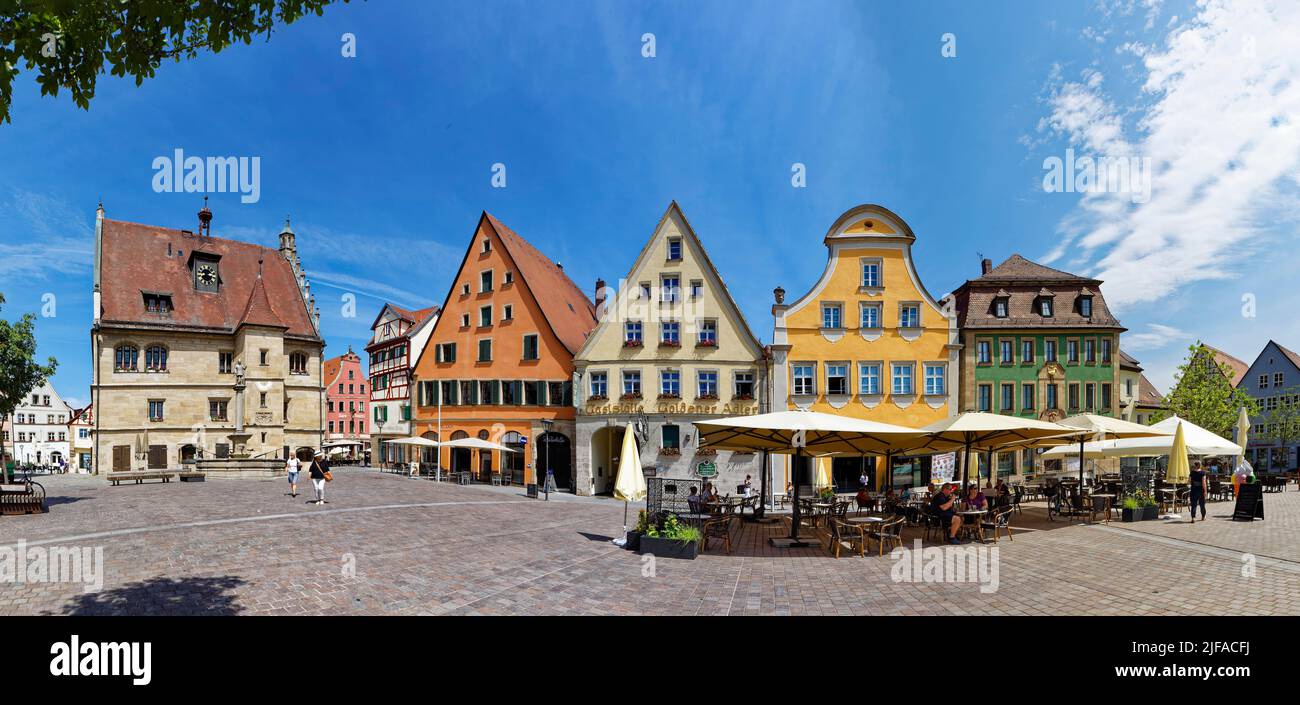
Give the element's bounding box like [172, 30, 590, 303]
[410, 212, 598, 489]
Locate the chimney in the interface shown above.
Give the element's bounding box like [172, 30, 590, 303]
[980, 258, 992, 275]
[594, 278, 606, 310]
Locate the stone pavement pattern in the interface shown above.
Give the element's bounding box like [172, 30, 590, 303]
[2, 470, 1297, 615]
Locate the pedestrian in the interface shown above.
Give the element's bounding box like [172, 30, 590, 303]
[742, 475, 753, 497]
[1188, 460, 1207, 522]
[859, 469, 869, 488]
[308, 450, 331, 505]
[408, 458, 419, 478]
[285, 451, 301, 498]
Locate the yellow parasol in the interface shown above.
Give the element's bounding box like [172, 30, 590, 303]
[1165, 422, 1190, 485]
[613, 424, 646, 541]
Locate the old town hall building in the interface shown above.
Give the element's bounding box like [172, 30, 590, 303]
[91, 203, 326, 471]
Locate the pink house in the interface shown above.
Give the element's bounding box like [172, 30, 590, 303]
[324, 347, 369, 460]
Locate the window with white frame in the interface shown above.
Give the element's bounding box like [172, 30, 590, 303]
[734, 371, 755, 398]
[1259, 374, 1269, 389]
[697, 371, 718, 398]
[977, 384, 992, 412]
[1045, 339, 1058, 362]
[891, 363, 914, 395]
[1021, 339, 1034, 363]
[994, 298, 1009, 318]
[590, 371, 608, 398]
[622, 370, 641, 397]
[1000, 340, 1013, 364]
[698, 319, 717, 345]
[690, 280, 703, 299]
[661, 276, 680, 303]
[825, 363, 849, 395]
[1022, 383, 1035, 410]
[1001, 383, 1014, 412]
[923, 364, 945, 396]
[1274, 372, 1285, 387]
[977, 340, 991, 364]
[861, 258, 881, 288]
[625, 321, 643, 344]
[661, 321, 680, 344]
[1084, 339, 1096, 363]
[821, 303, 843, 329]
[793, 364, 816, 396]
[667, 237, 683, 261]
[859, 362, 881, 395]
[660, 369, 681, 397]
[899, 304, 920, 329]
[860, 303, 881, 329]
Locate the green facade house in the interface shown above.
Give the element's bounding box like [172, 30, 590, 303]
[950, 255, 1126, 480]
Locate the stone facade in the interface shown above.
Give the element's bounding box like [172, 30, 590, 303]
[91, 206, 325, 473]
[572, 202, 768, 496]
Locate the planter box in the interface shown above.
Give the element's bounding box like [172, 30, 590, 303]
[1122, 506, 1159, 522]
[638, 535, 698, 560]
[1144, 505, 1159, 521]
[624, 530, 642, 552]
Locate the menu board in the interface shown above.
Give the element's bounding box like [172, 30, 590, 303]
[930, 453, 955, 484]
[1232, 483, 1265, 521]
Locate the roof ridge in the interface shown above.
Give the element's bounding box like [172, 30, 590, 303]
[978, 253, 1098, 282]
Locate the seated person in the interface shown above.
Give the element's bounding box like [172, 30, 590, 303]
[964, 485, 987, 510]
[995, 479, 1009, 496]
[930, 483, 962, 544]
[855, 486, 871, 508]
[900, 486, 912, 501]
[686, 486, 703, 513]
[703, 482, 720, 502]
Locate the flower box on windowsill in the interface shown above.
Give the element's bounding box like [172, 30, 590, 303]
[587, 395, 608, 402]
[620, 393, 643, 401]
[658, 393, 681, 401]
[696, 447, 717, 456]
[696, 394, 719, 401]
[659, 340, 681, 348]
[659, 447, 681, 456]
[622, 340, 643, 348]
[733, 393, 754, 401]
[695, 340, 717, 348]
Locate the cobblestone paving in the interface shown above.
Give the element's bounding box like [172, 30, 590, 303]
[2, 470, 1297, 616]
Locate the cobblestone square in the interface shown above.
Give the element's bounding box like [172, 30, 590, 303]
[2, 470, 1297, 616]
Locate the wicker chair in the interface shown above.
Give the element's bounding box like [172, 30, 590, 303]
[702, 516, 736, 555]
[870, 516, 905, 556]
[828, 519, 867, 558]
[980, 508, 1014, 542]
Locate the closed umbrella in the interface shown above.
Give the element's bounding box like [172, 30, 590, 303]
[1163, 422, 1190, 519]
[695, 410, 926, 547]
[612, 423, 646, 545]
[814, 457, 833, 491]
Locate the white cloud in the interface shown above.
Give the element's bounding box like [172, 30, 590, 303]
[1035, 0, 1300, 310]
[1122, 322, 1189, 351]
[0, 190, 93, 279]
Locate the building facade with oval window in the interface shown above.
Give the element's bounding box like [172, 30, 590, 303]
[770, 204, 959, 491]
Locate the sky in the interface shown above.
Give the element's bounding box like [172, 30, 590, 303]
[2, 0, 1298, 410]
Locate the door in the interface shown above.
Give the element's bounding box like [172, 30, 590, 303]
[537, 432, 572, 492]
[147, 444, 167, 469]
[113, 445, 130, 471]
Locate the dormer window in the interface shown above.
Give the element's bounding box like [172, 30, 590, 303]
[1079, 296, 1093, 317]
[192, 256, 220, 292]
[993, 297, 1009, 318]
[1038, 297, 1054, 317]
[143, 293, 173, 315]
[482, 239, 492, 254]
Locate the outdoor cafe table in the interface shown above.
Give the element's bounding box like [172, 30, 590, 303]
[1157, 488, 1180, 512]
[1090, 493, 1116, 522]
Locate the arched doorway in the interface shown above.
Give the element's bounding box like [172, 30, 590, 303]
[180, 444, 197, 463]
[449, 431, 471, 474]
[420, 431, 439, 474]
[502, 431, 525, 485]
[537, 431, 572, 492]
[589, 426, 629, 496]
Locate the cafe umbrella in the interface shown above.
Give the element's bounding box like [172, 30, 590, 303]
[694, 410, 927, 547]
[388, 436, 442, 479]
[438, 437, 517, 483]
[915, 413, 1079, 491]
[1056, 413, 1170, 486]
[1163, 422, 1191, 519]
[612, 423, 646, 545]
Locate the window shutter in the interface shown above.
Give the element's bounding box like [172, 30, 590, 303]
[563, 381, 573, 406]
[468, 382, 478, 405]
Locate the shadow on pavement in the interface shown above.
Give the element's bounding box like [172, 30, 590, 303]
[46, 575, 247, 616]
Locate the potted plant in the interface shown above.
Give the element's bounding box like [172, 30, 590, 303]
[1121, 490, 1159, 521]
[1120, 496, 1142, 522]
[638, 513, 702, 559]
[817, 487, 836, 503]
[622, 339, 643, 348]
[625, 510, 648, 551]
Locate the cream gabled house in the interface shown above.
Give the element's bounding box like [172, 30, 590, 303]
[572, 202, 767, 496]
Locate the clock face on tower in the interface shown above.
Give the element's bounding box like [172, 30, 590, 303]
[194, 260, 219, 291]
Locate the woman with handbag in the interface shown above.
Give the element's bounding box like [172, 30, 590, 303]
[308, 450, 332, 505]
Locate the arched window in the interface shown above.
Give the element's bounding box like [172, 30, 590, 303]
[144, 345, 168, 371]
[289, 352, 308, 375]
[114, 345, 139, 371]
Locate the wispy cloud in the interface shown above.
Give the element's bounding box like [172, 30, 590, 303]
[0, 190, 94, 279]
[1122, 322, 1188, 351]
[1033, 0, 1300, 310]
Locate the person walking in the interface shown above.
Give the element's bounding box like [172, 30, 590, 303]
[1188, 460, 1208, 523]
[308, 450, 331, 505]
[285, 451, 301, 498]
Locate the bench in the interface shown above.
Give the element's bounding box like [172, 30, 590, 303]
[106, 471, 177, 486]
[178, 471, 206, 482]
[1, 481, 46, 515]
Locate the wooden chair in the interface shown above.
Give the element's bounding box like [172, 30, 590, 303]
[869, 516, 905, 556]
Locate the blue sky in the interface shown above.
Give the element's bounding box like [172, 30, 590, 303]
[3, 0, 1299, 409]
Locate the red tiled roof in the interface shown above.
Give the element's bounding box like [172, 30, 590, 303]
[1203, 344, 1248, 386]
[99, 218, 318, 339]
[1137, 373, 1166, 407]
[485, 213, 597, 355]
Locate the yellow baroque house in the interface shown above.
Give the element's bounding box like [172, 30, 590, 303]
[770, 204, 959, 491]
